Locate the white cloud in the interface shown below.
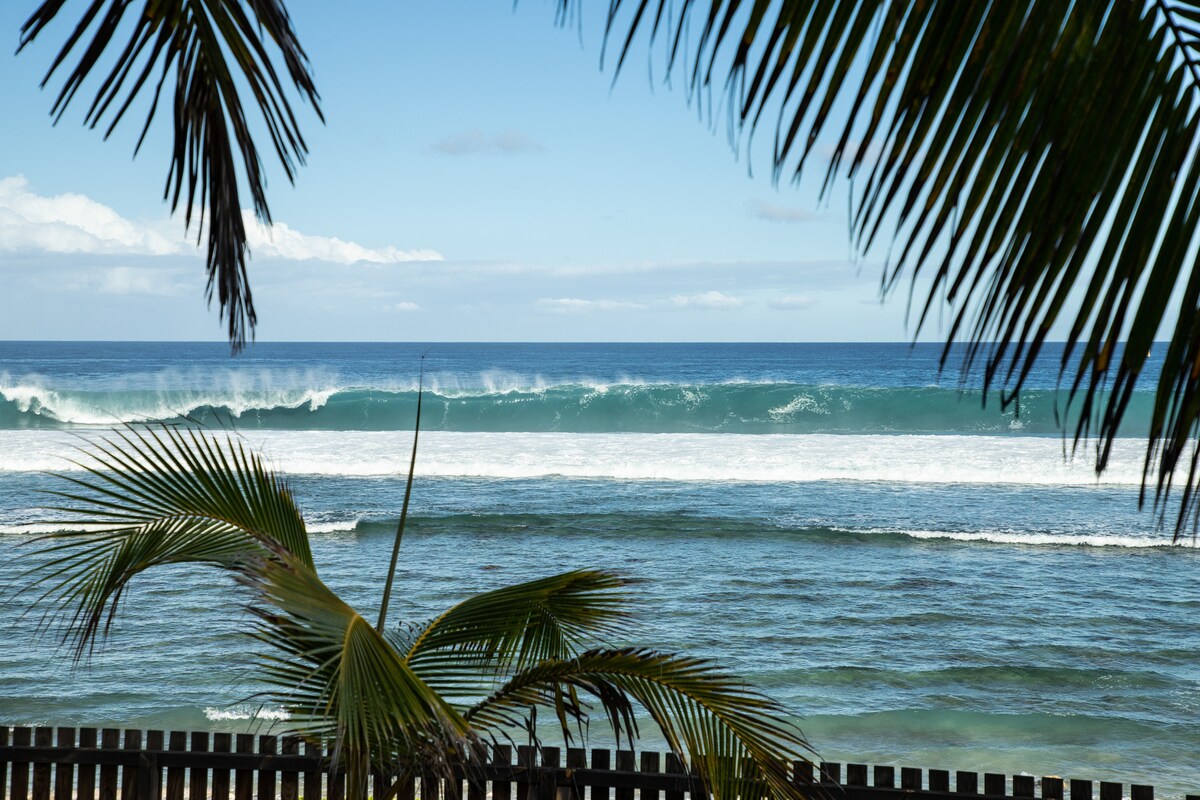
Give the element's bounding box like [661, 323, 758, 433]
[670, 291, 743, 310]
[243, 213, 442, 264]
[0, 175, 185, 256]
[751, 200, 821, 224]
[0, 176, 441, 265]
[431, 130, 545, 156]
[536, 297, 648, 314]
[391, 301, 421, 312]
[768, 295, 816, 311]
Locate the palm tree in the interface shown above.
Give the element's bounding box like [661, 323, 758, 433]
[27, 423, 814, 800]
[17, 2, 1200, 534]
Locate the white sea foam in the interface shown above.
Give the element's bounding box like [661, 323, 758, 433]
[0, 430, 1154, 486]
[868, 528, 1194, 549]
[204, 706, 290, 722]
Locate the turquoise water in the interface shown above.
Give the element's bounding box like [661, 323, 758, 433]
[0, 342, 1196, 795]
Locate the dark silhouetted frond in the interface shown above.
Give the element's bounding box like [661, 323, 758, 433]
[18, 0, 322, 350]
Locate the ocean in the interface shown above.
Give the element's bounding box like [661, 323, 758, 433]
[0, 342, 1196, 796]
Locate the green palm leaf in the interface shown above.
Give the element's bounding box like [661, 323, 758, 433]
[18, 0, 322, 349]
[465, 648, 813, 800]
[584, 0, 1200, 538]
[399, 569, 629, 700]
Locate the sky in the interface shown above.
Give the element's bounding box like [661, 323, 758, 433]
[0, 1, 932, 343]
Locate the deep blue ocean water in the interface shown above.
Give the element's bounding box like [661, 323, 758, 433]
[1, 342, 1196, 796]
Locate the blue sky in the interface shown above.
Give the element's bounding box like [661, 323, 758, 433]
[0, 1, 928, 342]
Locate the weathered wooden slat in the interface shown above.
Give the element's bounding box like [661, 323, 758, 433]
[820, 763, 841, 785]
[847, 764, 868, 787]
[301, 741, 319, 800]
[466, 742, 489, 800]
[563, 748, 586, 800]
[1130, 786, 1153, 800]
[540, 748, 561, 800]
[928, 770, 950, 793]
[165, 733, 186, 800]
[55, 728, 76, 800]
[639, 752, 661, 800]
[874, 766, 895, 789]
[211, 733, 232, 800]
[614, 751, 635, 800]
[490, 745, 512, 800]
[1099, 782, 1122, 800]
[33, 727, 53, 800]
[190, 733, 210, 800]
[791, 760, 814, 789]
[663, 753, 686, 800]
[1013, 774, 1035, 797]
[144, 731, 164, 800]
[902, 768, 923, 791]
[515, 746, 535, 800]
[258, 736, 277, 800]
[1071, 779, 1093, 800]
[120, 730, 142, 800]
[234, 735, 254, 800]
[280, 737, 299, 800]
[1042, 776, 1065, 800]
[12, 727, 32, 800]
[589, 750, 610, 800]
[984, 773, 1006, 796]
[326, 739, 344, 800]
[77, 728, 97, 800]
[98, 730, 119, 800]
[956, 771, 978, 795]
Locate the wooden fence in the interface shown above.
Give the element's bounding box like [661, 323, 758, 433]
[0, 727, 1194, 800]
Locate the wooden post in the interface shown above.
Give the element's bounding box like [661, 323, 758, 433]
[956, 771, 978, 795]
[564, 748, 586, 800]
[614, 751, 635, 800]
[280, 737, 299, 800]
[846, 765, 867, 787]
[539, 748, 560, 800]
[902, 768, 922, 791]
[873, 766, 895, 789]
[301, 741, 320, 800]
[515, 746, 535, 800]
[640, 753, 661, 800]
[258, 736, 278, 800]
[11, 727, 32, 800]
[984, 774, 1006, 796]
[33, 727, 53, 800]
[589, 750, 610, 800]
[664, 753, 686, 800]
[1013, 775, 1035, 797]
[55, 727, 76, 800]
[99, 729, 120, 800]
[190, 733, 210, 800]
[121, 730, 143, 800]
[211, 734, 232, 800]
[1042, 777, 1065, 800]
[929, 770, 950, 792]
[491, 745, 513, 800]
[78, 728, 97, 800]
[165, 732, 186, 800]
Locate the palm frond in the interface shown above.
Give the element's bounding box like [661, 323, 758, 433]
[27, 424, 313, 655]
[465, 648, 813, 800]
[244, 555, 473, 800]
[398, 570, 629, 701]
[583, 0, 1200, 538]
[18, 0, 322, 350]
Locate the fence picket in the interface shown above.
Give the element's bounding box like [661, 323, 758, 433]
[874, 766, 895, 789]
[33, 727, 52, 800]
[12, 727, 32, 800]
[165, 732, 186, 800]
[258, 736, 277, 800]
[985, 774, 1006, 796]
[490, 744, 512, 800]
[120, 730, 142, 800]
[301, 741, 320, 800]
[1071, 779, 1093, 800]
[98, 730, 120, 800]
[1042, 777, 1065, 800]
[1013, 775, 1035, 797]
[614, 751, 635, 800]
[903, 768, 923, 792]
[280, 737, 299, 800]
[211, 733, 232, 800]
[54, 728, 76, 800]
[929, 770, 950, 793]
[190, 733, 210, 800]
[77, 728, 97, 800]
[589, 750, 610, 800]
